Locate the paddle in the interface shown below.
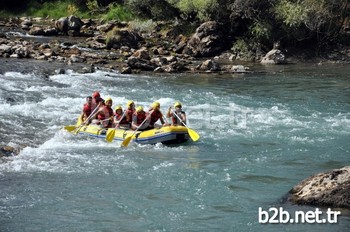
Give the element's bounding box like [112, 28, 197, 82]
[172, 109, 200, 142]
[73, 104, 100, 135]
[64, 114, 84, 132]
[106, 110, 127, 143]
[121, 110, 153, 147]
[64, 125, 77, 132]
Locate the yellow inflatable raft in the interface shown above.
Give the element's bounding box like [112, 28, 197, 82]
[65, 124, 190, 145]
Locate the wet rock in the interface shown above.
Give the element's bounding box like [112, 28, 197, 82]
[80, 65, 95, 73]
[0, 146, 18, 157]
[21, 19, 32, 30]
[133, 48, 151, 60]
[121, 66, 132, 74]
[261, 49, 286, 64]
[70, 54, 86, 63]
[261, 43, 286, 64]
[68, 15, 84, 32]
[197, 59, 220, 71]
[55, 17, 69, 34]
[29, 26, 45, 36]
[55, 15, 83, 35]
[106, 28, 142, 49]
[287, 166, 350, 209]
[97, 23, 115, 33]
[0, 44, 12, 54]
[127, 56, 158, 71]
[162, 61, 188, 73]
[56, 68, 66, 74]
[43, 28, 59, 36]
[231, 65, 249, 73]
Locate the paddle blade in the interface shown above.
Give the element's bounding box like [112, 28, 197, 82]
[64, 125, 76, 132]
[121, 135, 132, 147]
[73, 127, 81, 135]
[76, 116, 83, 127]
[106, 128, 116, 143]
[188, 128, 200, 142]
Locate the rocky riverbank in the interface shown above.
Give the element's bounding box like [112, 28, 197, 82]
[3, 15, 350, 75]
[0, 16, 247, 75]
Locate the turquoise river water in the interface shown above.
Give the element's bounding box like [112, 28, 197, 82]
[0, 63, 349, 231]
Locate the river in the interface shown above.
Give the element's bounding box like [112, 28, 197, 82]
[0, 63, 349, 231]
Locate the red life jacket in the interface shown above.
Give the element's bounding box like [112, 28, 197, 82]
[98, 106, 114, 127]
[126, 108, 135, 123]
[149, 110, 162, 126]
[133, 111, 146, 125]
[115, 111, 128, 125]
[83, 103, 92, 117]
[172, 111, 185, 125]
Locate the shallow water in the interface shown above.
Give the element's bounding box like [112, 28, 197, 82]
[0, 64, 349, 231]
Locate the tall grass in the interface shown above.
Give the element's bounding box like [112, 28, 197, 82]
[101, 4, 135, 22]
[27, 0, 89, 19]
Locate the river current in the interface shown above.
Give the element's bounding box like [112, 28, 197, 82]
[0, 63, 349, 231]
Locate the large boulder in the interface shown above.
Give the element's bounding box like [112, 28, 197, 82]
[127, 57, 158, 71]
[287, 166, 350, 209]
[68, 15, 84, 32]
[261, 42, 286, 64]
[106, 28, 142, 50]
[0, 146, 19, 157]
[183, 21, 229, 57]
[55, 15, 84, 34]
[55, 17, 69, 33]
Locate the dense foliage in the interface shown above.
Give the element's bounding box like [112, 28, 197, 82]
[1, 0, 350, 51]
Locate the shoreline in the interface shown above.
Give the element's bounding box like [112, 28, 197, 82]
[2, 17, 350, 76]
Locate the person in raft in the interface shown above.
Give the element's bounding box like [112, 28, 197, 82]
[114, 105, 129, 129]
[167, 102, 187, 126]
[91, 91, 104, 111]
[125, 100, 136, 126]
[147, 101, 168, 129]
[95, 97, 114, 128]
[80, 96, 93, 123]
[131, 106, 150, 131]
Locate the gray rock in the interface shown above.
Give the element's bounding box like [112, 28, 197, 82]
[197, 59, 220, 71]
[28, 26, 45, 36]
[55, 17, 69, 34]
[261, 49, 286, 64]
[0, 146, 18, 157]
[184, 21, 228, 57]
[68, 15, 84, 32]
[287, 166, 350, 209]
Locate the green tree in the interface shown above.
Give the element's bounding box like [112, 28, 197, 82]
[274, 0, 350, 47]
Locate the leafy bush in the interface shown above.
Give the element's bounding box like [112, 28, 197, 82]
[249, 21, 271, 42]
[231, 38, 261, 61]
[125, 0, 179, 20]
[274, 0, 307, 27]
[168, 0, 219, 21]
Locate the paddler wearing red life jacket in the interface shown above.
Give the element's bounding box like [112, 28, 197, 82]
[125, 100, 135, 126]
[114, 105, 129, 129]
[147, 101, 167, 129]
[167, 101, 186, 126]
[80, 96, 92, 123]
[91, 91, 104, 111]
[131, 106, 150, 130]
[96, 97, 114, 128]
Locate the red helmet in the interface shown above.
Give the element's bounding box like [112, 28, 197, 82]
[92, 91, 100, 98]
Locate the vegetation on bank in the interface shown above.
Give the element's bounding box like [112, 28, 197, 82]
[1, 0, 350, 56]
